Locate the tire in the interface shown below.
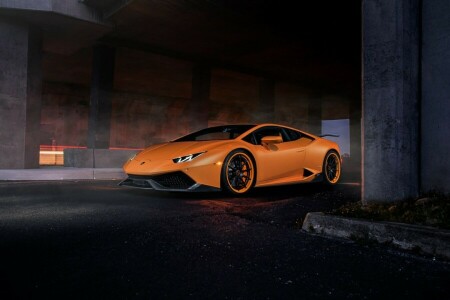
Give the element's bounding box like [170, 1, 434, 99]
[221, 149, 256, 194]
[322, 150, 341, 185]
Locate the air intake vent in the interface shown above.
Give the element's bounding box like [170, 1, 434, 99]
[129, 172, 196, 189]
[151, 172, 196, 189]
[303, 169, 313, 177]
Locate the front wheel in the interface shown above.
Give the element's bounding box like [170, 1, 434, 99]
[322, 150, 341, 185]
[221, 150, 255, 194]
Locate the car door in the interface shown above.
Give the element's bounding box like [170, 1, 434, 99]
[249, 126, 306, 183]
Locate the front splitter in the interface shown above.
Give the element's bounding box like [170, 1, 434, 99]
[118, 177, 220, 192]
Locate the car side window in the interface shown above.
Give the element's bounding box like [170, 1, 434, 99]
[283, 128, 302, 141]
[252, 127, 288, 145]
[242, 133, 257, 145]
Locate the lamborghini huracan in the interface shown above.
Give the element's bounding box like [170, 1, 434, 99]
[119, 124, 342, 194]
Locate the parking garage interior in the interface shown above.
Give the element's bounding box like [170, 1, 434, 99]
[0, 0, 449, 202]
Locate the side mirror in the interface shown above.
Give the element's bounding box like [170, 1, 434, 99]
[261, 136, 283, 150]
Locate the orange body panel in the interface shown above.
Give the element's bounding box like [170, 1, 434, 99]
[122, 123, 341, 191]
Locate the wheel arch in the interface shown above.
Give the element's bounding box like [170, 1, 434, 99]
[220, 147, 258, 193]
[322, 149, 342, 185]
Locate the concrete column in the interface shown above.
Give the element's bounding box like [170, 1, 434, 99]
[349, 95, 362, 182]
[362, 0, 420, 202]
[257, 79, 275, 122]
[190, 64, 210, 131]
[87, 45, 116, 149]
[0, 19, 42, 169]
[307, 99, 322, 135]
[421, 0, 450, 194]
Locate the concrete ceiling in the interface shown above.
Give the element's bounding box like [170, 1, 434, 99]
[32, 0, 360, 93]
[103, 0, 360, 93]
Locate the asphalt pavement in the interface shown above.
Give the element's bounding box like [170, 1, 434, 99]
[0, 181, 449, 299]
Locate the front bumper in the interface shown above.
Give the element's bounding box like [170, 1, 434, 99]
[119, 171, 220, 192]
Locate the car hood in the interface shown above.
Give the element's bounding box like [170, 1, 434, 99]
[135, 140, 231, 161]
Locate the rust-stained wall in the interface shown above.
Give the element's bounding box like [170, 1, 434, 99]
[209, 69, 260, 126]
[322, 96, 350, 120]
[43, 48, 92, 87]
[114, 48, 192, 98]
[110, 48, 194, 147]
[41, 48, 92, 147]
[40, 46, 351, 150]
[40, 82, 90, 147]
[274, 83, 309, 130]
[110, 93, 192, 147]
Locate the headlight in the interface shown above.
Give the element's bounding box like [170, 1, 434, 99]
[173, 152, 206, 163]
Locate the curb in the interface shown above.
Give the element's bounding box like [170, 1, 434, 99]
[302, 212, 450, 260]
[0, 168, 126, 180]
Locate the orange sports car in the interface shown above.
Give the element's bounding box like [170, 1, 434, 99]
[119, 124, 341, 194]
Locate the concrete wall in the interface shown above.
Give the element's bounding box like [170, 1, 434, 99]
[42, 46, 354, 168]
[209, 69, 260, 126]
[114, 48, 192, 98]
[41, 48, 92, 148]
[38, 45, 353, 168]
[43, 49, 92, 88]
[42, 48, 195, 149]
[110, 92, 192, 147]
[64, 149, 138, 168]
[274, 83, 309, 131]
[421, 0, 450, 193]
[40, 82, 89, 147]
[2, 1, 358, 171]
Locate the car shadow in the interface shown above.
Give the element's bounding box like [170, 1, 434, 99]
[119, 181, 361, 204]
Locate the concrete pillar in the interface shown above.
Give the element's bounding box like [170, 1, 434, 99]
[257, 79, 275, 122]
[308, 99, 322, 135]
[0, 19, 42, 169]
[87, 45, 116, 149]
[362, 0, 420, 202]
[190, 64, 210, 131]
[349, 95, 362, 182]
[421, 0, 450, 194]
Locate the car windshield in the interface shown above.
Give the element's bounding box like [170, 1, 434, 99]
[174, 125, 256, 142]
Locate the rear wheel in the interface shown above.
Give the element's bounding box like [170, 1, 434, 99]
[322, 150, 341, 185]
[221, 150, 255, 194]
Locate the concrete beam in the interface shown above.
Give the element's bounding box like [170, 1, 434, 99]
[102, 0, 134, 19]
[0, 0, 106, 25]
[78, 0, 133, 19]
[100, 37, 349, 96]
[0, 19, 42, 168]
[362, 0, 420, 201]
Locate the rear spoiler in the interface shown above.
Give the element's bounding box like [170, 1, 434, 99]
[319, 134, 339, 138]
